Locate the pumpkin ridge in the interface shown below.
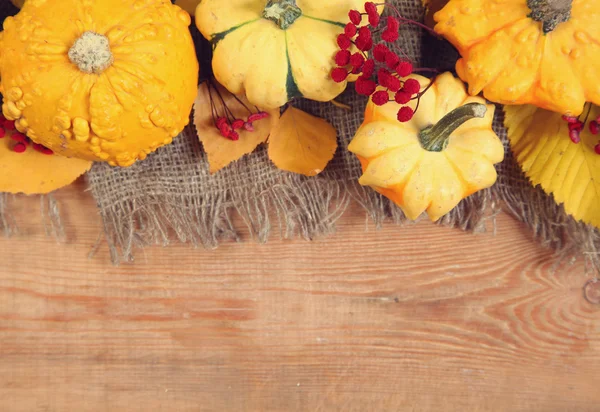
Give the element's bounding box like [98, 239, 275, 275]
[210, 19, 261, 46]
[528, 32, 548, 105]
[112, 59, 163, 86]
[446, 138, 493, 163]
[103, 71, 134, 111]
[471, 24, 540, 102]
[513, 26, 545, 102]
[88, 75, 124, 138]
[284, 31, 302, 101]
[99, 1, 164, 37]
[363, 148, 424, 189]
[302, 15, 345, 28]
[363, 141, 420, 161]
[440, 14, 530, 54]
[442, 154, 471, 192]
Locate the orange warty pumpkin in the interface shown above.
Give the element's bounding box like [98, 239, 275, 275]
[0, 0, 198, 167]
[434, 0, 600, 115]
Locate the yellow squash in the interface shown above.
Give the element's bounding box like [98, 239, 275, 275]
[195, 0, 383, 109]
[0, 0, 198, 167]
[434, 0, 600, 116]
[349, 72, 504, 221]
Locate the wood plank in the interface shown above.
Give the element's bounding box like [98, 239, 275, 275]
[0, 182, 599, 411]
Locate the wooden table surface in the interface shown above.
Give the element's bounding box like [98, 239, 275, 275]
[1, 181, 599, 412]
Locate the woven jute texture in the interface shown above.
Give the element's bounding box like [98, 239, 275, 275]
[2, 0, 599, 269]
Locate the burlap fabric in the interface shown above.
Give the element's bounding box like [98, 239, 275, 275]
[1, 0, 599, 269]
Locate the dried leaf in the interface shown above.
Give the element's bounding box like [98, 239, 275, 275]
[0, 132, 92, 195]
[505, 104, 600, 228]
[267, 107, 338, 176]
[194, 81, 280, 174]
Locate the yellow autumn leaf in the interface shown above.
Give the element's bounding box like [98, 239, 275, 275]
[505, 104, 600, 228]
[267, 107, 338, 176]
[194, 81, 280, 174]
[0, 129, 92, 195]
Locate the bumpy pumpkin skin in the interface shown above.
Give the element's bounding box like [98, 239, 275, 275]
[0, 0, 198, 167]
[195, 0, 383, 110]
[434, 0, 600, 116]
[349, 73, 504, 221]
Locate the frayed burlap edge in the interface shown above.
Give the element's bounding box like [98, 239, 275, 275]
[94, 169, 497, 265]
[95, 172, 347, 264]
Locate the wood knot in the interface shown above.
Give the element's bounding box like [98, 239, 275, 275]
[583, 278, 600, 305]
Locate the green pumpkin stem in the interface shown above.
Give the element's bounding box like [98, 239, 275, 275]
[263, 0, 303, 30]
[418, 103, 487, 152]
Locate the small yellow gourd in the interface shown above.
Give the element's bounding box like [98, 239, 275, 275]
[349, 72, 504, 221]
[433, 0, 600, 116]
[0, 0, 199, 167]
[195, 0, 383, 109]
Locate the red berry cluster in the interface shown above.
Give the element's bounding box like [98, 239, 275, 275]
[562, 104, 600, 155]
[208, 80, 270, 141]
[331, 1, 430, 123]
[215, 112, 269, 141]
[0, 114, 53, 155]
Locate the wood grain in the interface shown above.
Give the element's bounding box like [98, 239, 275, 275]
[1, 181, 599, 412]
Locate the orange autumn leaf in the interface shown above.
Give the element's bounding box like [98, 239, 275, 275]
[194, 82, 280, 174]
[0, 130, 92, 195]
[267, 107, 337, 176]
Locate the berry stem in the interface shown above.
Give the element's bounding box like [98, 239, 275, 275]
[412, 77, 437, 113]
[375, 2, 441, 37]
[579, 102, 593, 124]
[413, 68, 440, 73]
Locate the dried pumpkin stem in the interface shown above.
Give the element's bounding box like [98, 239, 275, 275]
[418, 103, 487, 152]
[528, 0, 572, 33]
[262, 0, 302, 30]
[68, 31, 113, 74]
